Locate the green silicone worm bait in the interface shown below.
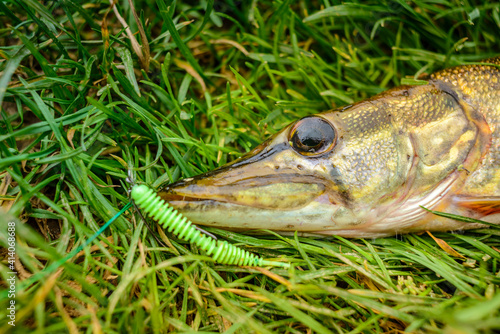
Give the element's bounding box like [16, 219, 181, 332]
[131, 184, 290, 268]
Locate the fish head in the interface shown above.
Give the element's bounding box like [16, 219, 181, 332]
[159, 82, 490, 236]
[159, 112, 402, 234]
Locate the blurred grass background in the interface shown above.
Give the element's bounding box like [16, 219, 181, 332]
[1, 0, 500, 332]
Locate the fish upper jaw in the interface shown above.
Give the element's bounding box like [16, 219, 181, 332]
[160, 176, 327, 210]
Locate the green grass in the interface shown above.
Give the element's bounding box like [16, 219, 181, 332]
[1, 0, 500, 332]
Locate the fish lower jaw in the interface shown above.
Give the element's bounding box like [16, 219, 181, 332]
[169, 198, 343, 232]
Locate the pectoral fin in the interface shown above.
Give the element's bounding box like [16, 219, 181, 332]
[452, 196, 500, 216]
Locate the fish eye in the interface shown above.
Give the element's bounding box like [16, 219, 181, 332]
[288, 116, 336, 156]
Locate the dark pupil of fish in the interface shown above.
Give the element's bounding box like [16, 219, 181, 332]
[292, 117, 335, 154]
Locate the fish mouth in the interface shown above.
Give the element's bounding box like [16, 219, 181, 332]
[158, 172, 334, 231]
[159, 171, 327, 210]
[158, 178, 336, 231]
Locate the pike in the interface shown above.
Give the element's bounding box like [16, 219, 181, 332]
[159, 58, 500, 237]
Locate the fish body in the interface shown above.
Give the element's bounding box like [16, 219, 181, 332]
[160, 58, 500, 237]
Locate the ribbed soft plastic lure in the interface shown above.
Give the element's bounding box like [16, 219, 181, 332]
[157, 58, 500, 238]
[131, 184, 289, 267]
